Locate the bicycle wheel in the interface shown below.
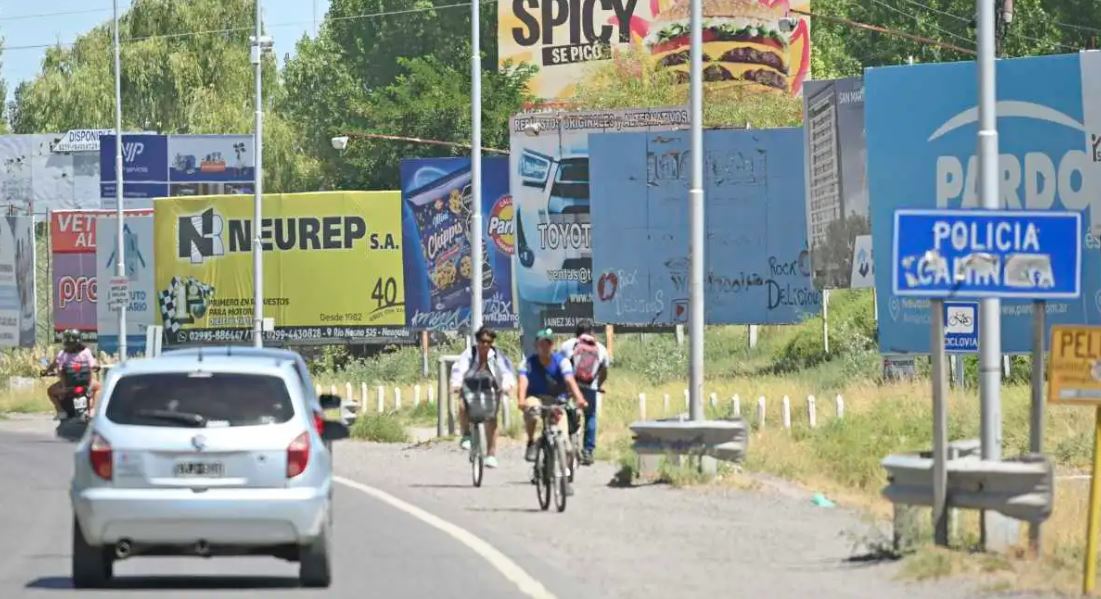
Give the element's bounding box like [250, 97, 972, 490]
[535, 440, 551, 511]
[554, 440, 569, 512]
[471, 422, 485, 488]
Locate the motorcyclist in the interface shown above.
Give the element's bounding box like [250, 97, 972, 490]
[43, 329, 100, 420]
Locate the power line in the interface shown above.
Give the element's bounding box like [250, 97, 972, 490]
[868, 0, 974, 47]
[898, 0, 1098, 47]
[792, 8, 976, 55]
[0, 8, 110, 22]
[1, 0, 491, 53]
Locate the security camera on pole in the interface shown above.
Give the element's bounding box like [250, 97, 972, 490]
[251, 1, 272, 348]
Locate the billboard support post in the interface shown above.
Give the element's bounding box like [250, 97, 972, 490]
[687, 0, 704, 422]
[977, 0, 1004, 546]
[822, 289, 830, 354]
[931, 299, 949, 546]
[469, 0, 483, 334]
[1029, 300, 1045, 555]
[112, 0, 127, 361]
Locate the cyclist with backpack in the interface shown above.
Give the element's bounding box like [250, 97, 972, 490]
[559, 321, 610, 465]
[449, 326, 515, 469]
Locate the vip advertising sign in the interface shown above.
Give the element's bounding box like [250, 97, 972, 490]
[868, 52, 1101, 354]
[590, 127, 819, 325]
[400, 157, 517, 331]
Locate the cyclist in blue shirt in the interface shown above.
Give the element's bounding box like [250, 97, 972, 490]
[517, 328, 588, 463]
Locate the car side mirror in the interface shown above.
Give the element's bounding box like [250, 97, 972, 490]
[319, 393, 341, 411]
[322, 420, 350, 441]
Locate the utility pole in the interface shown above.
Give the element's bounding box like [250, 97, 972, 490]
[995, 0, 1014, 56]
[251, 1, 271, 348]
[112, 0, 127, 361]
[470, 0, 483, 334]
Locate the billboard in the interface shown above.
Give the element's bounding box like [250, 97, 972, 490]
[510, 107, 689, 338]
[95, 213, 155, 356]
[0, 134, 103, 214]
[101, 134, 255, 209]
[803, 76, 870, 289]
[0, 216, 36, 347]
[498, 0, 810, 102]
[590, 127, 818, 325]
[400, 157, 517, 331]
[153, 191, 409, 346]
[867, 52, 1101, 354]
[52, 209, 152, 342]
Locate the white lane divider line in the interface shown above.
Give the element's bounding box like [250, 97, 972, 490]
[334, 476, 556, 599]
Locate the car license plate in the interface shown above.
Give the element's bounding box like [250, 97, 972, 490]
[174, 462, 224, 478]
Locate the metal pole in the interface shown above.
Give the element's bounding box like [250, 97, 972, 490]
[822, 289, 830, 354]
[1028, 300, 1045, 555]
[977, 0, 1004, 548]
[687, 0, 704, 422]
[469, 0, 483, 334]
[251, 0, 264, 348]
[977, 0, 1001, 461]
[931, 299, 949, 546]
[113, 0, 127, 362]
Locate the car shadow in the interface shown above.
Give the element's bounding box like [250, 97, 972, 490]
[26, 575, 301, 591]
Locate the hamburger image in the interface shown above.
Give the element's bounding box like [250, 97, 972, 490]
[645, 0, 791, 92]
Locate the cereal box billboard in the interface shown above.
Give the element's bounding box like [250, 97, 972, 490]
[400, 157, 517, 331]
[497, 0, 811, 102]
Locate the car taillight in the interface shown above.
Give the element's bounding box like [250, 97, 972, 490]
[313, 412, 325, 438]
[73, 386, 85, 395]
[89, 433, 112, 480]
[287, 431, 310, 478]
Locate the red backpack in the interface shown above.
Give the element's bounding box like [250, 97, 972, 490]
[572, 336, 602, 385]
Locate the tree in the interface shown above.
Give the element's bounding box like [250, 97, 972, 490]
[281, 0, 533, 190]
[10, 0, 318, 192]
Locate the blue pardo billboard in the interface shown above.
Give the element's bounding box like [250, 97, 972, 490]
[868, 51, 1101, 353]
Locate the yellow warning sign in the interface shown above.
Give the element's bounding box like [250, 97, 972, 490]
[1049, 325, 1101, 406]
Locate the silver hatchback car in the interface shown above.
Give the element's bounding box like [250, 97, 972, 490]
[70, 349, 349, 588]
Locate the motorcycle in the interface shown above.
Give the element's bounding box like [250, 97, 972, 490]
[40, 358, 98, 440]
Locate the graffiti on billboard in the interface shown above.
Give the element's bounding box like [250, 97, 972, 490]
[590, 127, 818, 325]
[868, 52, 1101, 353]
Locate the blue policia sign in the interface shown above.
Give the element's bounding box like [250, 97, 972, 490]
[892, 209, 1082, 299]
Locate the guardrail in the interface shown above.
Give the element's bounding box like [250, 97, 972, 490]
[881, 449, 1053, 524]
[630, 417, 749, 471]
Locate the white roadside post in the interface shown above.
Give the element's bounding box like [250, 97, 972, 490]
[112, 0, 127, 361]
[807, 395, 817, 428]
[732, 394, 741, 417]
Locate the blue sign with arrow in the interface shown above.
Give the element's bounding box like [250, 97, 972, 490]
[892, 209, 1081, 300]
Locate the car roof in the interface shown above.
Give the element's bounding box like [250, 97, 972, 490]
[164, 346, 304, 362]
[107, 354, 295, 379]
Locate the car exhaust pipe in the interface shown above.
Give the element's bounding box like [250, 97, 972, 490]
[115, 539, 132, 559]
[195, 540, 211, 556]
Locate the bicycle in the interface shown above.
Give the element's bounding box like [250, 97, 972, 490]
[462, 386, 498, 488]
[530, 396, 576, 512]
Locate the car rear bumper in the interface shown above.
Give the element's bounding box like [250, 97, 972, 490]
[72, 485, 329, 547]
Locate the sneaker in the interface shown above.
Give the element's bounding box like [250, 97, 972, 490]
[459, 436, 471, 450]
[525, 442, 538, 462]
[485, 456, 498, 469]
[581, 451, 594, 466]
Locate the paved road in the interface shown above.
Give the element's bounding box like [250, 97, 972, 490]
[0, 422, 571, 598]
[0, 416, 1055, 598]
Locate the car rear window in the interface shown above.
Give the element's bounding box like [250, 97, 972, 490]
[105, 372, 295, 428]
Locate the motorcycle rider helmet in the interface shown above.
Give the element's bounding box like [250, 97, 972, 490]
[62, 329, 81, 348]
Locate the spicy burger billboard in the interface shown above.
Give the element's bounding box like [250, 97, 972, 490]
[498, 0, 811, 102]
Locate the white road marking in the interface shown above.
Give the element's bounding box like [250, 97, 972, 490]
[334, 476, 556, 599]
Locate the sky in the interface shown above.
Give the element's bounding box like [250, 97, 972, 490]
[0, 0, 332, 103]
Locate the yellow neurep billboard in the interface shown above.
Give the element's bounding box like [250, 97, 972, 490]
[154, 191, 405, 345]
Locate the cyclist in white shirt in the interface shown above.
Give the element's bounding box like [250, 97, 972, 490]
[559, 321, 610, 465]
[449, 326, 515, 468]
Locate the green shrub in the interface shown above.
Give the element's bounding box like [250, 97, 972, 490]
[350, 413, 409, 443]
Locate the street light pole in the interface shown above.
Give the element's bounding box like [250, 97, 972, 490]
[113, 0, 127, 361]
[687, 0, 705, 421]
[251, 0, 265, 348]
[469, 0, 483, 334]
